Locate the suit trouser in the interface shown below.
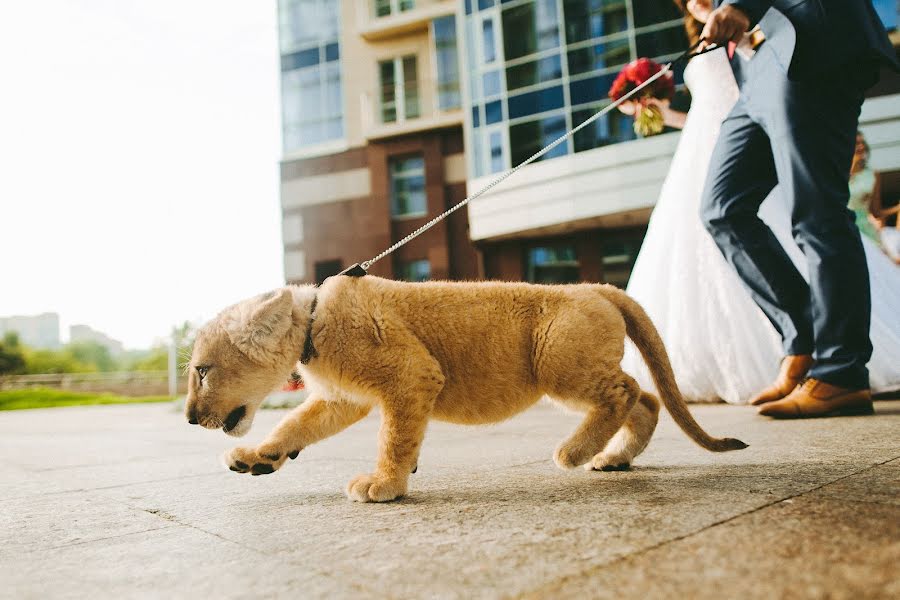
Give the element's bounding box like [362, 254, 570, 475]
[699, 53, 872, 390]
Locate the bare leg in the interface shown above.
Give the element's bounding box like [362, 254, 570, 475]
[225, 396, 371, 476]
[587, 391, 660, 471]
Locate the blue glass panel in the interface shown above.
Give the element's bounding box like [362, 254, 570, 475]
[489, 131, 504, 173]
[506, 54, 562, 91]
[478, 0, 495, 9]
[465, 0, 473, 15]
[482, 70, 502, 97]
[281, 47, 320, 71]
[568, 73, 616, 107]
[572, 108, 635, 152]
[566, 37, 630, 76]
[325, 43, 339, 62]
[472, 105, 481, 128]
[873, 0, 897, 29]
[507, 85, 564, 120]
[509, 114, 568, 166]
[482, 18, 497, 63]
[485, 100, 503, 124]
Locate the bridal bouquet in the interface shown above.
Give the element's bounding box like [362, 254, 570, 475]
[608, 58, 675, 137]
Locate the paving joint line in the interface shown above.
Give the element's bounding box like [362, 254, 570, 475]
[521, 455, 900, 597]
[25, 525, 178, 553]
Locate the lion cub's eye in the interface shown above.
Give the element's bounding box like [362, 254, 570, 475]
[196, 366, 210, 381]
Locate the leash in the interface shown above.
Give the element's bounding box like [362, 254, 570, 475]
[339, 40, 717, 279]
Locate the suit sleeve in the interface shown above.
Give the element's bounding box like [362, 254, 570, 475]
[721, 0, 774, 28]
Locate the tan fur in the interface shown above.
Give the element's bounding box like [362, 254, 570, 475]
[186, 276, 745, 502]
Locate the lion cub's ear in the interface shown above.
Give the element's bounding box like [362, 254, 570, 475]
[225, 288, 294, 363]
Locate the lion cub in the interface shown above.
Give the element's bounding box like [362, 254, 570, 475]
[185, 275, 745, 502]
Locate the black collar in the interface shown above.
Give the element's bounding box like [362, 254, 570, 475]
[299, 294, 318, 365]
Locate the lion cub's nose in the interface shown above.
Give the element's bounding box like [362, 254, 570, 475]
[187, 406, 200, 425]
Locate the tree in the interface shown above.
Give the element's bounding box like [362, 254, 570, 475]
[0, 332, 26, 375]
[65, 341, 116, 372]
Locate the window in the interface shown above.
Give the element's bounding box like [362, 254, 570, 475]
[482, 18, 498, 63]
[562, 0, 628, 44]
[506, 54, 563, 92]
[635, 23, 689, 59]
[279, 0, 343, 153]
[396, 259, 431, 282]
[571, 104, 635, 152]
[375, 0, 414, 18]
[314, 259, 343, 284]
[379, 56, 420, 123]
[390, 155, 427, 218]
[630, 1, 681, 29]
[509, 114, 568, 166]
[433, 16, 461, 110]
[566, 37, 630, 76]
[489, 131, 505, 173]
[501, 0, 560, 62]
[526, 245, 579, 284]
[601, 237, 642, 287]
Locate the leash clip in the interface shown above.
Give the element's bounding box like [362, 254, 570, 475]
[339, 263, 368, 277]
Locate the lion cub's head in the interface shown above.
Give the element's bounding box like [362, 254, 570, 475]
[185, 288, 300, 437]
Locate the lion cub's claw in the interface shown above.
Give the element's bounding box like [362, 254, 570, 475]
[346, 473, 407, 503]
[225, 445, 295, 476]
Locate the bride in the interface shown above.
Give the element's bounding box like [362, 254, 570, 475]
[620, 0, 900, 404]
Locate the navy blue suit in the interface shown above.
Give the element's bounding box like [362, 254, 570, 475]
[700, 0, 898, 389]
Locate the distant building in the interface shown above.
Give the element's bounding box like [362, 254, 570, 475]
[69, 325, 124, 355]
[0, 313, 60, 349]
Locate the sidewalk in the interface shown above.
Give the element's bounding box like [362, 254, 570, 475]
[1, 400, 897, 599]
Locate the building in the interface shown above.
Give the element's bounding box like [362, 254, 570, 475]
[461, 0, 690, 285]
[69, 325, 124, 356]
[0, 313, 60, 349]
[461, 0, 900, 285]
[279, 1, 900, 287]
[278, 0, 480, 283]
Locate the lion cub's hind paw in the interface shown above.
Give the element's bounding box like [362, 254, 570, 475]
[225, 445, 297, 476]
[346, 473, 407, 503]
[586, 453, 632, 472]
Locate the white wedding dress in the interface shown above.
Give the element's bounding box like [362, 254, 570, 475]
[621, 48, 900, 403]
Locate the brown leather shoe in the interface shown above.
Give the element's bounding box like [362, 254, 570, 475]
[757, 379, 873, 419]
[749, 354, 813, 406]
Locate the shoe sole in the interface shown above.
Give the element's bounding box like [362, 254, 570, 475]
[765, 403, 875, 419]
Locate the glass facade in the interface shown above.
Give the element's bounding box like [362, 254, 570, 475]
[279, 0, 344, 154]
[464, 0, 687, 177]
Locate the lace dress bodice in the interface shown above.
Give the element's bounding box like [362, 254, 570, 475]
[683, 48, 740, 129]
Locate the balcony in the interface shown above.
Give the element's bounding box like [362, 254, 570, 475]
[355, 0, 456, 41]
[467, 132, 682, 241]
[360, 76, 464, 140]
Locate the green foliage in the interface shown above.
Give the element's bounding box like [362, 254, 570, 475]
[0, 332, 27, 375]
[22, 348, 94, 374]
[1, 321, 197, 375]
[0, 388, 172, 411]
[65, 341, 116, 372]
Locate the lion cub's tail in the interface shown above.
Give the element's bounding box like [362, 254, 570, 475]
[599, 285, 748, 452]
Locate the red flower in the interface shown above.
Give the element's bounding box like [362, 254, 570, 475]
[607, 57, 674, 102]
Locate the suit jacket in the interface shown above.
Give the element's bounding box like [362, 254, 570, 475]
[720, 0, 900, 81]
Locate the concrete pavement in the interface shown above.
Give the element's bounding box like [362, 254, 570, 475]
[1, 400, 898, 599]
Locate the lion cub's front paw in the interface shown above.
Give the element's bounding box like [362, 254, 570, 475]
[346, 473, 407, 503]
[224, 443, 301, 476]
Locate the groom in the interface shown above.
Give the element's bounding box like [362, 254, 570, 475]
[698, 0, 899, 418]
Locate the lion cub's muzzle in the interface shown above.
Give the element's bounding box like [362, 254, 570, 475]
[186, 404, 248, 435]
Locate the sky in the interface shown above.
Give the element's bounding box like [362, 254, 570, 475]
[0, 0, 285, 349]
